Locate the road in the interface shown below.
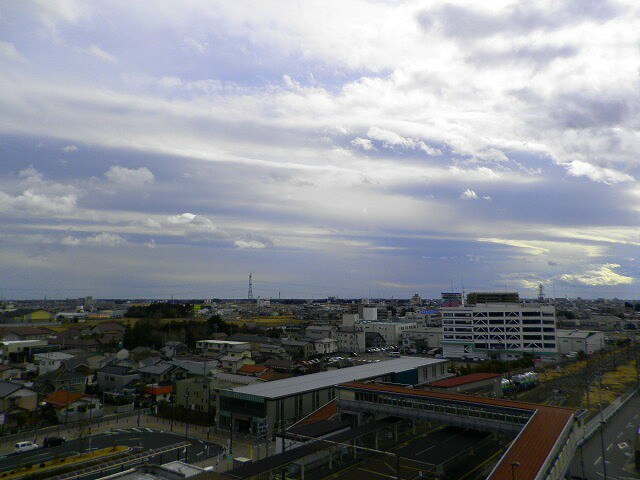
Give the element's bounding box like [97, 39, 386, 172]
[570, 394, 640, 480]
[0, 427, 223, 473]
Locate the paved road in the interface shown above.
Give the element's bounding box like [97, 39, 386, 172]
[0, 428, 223, 472]
[570, 395, 640, 480]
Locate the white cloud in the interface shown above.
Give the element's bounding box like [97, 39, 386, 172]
[0, 167, 80, 216]
[81, 44, 117, 63]
[565, 160, 634, 184]
[460, 189, 478, 200]
[61, 232, 125, 247]
[105, 166, 154, 187]
[234, 239, 267, 249]
[166, 213, 198, 225]
[559, 264, 633, 286]
[183, 36, 208, 54]
[366, 127, 441, 155]
[62, 145, 78, 153]
[478, 237, 550, 256]
[0, 41, 27, 63]
[351, 137, 375, 151]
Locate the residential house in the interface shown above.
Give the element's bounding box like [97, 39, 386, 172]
[280, 339, 313, 360]
[236, 364, 269, 377]
[219, 354, 254, 374]
[0, 380, 37, 432]
[42, 391, 103, 423]
[171, 356, 219, 376]
[137, 362, 188, 385]
[34, 351, 75, 375]
[195, 340, 251, 358]
[161, 341, 187, 359]
[97, 365, 140, 393]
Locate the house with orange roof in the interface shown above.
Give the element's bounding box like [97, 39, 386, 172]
[43, 390, 103, 423]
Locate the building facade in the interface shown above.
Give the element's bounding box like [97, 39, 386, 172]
[441, 303, 557, 360]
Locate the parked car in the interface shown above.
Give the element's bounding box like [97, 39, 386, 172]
[43, 436, 66, 448]
[14, 441, 38, 453]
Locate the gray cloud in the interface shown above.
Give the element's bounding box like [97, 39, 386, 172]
[418, 0, 622, 39]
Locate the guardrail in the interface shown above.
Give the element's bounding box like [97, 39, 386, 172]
[49, 442, 190, 480]
[580, 386, 638, 443]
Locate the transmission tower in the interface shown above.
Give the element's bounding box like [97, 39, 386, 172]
[248, 273, 253, 300]
[537, 283, 544, 302]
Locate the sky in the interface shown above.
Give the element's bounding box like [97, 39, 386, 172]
[1, 0, 640, 300]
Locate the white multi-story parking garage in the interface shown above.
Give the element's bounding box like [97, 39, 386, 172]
[441, 302, 558, 360]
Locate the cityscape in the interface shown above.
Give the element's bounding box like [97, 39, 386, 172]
[2, 1, 640, 480]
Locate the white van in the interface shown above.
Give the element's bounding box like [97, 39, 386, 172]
[14, 441, 38, 453]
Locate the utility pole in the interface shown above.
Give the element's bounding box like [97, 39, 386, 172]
[598, 374, 608, 480]
[185, 391, 190, 463]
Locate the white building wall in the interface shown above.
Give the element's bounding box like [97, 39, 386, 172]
[441, 303, 557, 359]
[362, 322, 417, 345]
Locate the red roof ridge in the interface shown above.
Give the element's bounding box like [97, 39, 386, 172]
[430, 372, 501, 388]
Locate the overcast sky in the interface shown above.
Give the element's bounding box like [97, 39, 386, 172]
[1, 0, 640, 300]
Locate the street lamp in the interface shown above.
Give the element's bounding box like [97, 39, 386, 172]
[510, 461, 521, 480]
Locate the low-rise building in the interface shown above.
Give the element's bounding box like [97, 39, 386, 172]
[34, 351, 75, 375]
[0, 381, 38, 432]
[97, 365, 140, 393]
[137, 362, 188, 384]
[196, 340, 251, 357]
[336, 326, 365, 353]
[556, 329, 606, 355]
[0, 340, 48, 364]
[426, 372, 502, 396]
[402, 327, 442, 352]
[362, 321, 418, 346]
[312, 337, 338, 355]
[42, 391, 103, 423]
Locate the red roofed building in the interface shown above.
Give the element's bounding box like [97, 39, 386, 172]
[43, 390, 103, 423]
[237, 364, 270, 377]
[428, 372, 502, 396]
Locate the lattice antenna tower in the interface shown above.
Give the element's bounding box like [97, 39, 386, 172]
[248, 273, 253, 300]
[537, 283, 544, 302]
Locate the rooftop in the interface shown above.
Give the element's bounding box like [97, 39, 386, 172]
[43, 391, 89, 407]
[430, 372, 500, 388]
[340, 382, 575, 480]
[228, 357, 446, 399]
